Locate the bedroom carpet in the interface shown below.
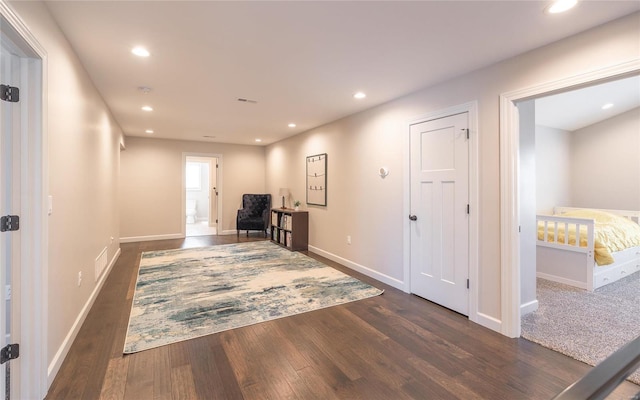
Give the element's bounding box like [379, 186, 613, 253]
[124, 241, 383, 354]
[521, 273, 640, 385]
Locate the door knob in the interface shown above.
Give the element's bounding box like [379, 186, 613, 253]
[409, 215, 417, 221]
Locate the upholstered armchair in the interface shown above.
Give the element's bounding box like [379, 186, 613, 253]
[236, 194, 271, 237]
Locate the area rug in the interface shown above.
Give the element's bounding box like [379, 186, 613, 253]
[124, 241, 383, 354]
[521, 273, 640, 385]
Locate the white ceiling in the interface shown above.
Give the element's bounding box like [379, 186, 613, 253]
[43, 1, 640, 146]
[535, 75, 640, 131]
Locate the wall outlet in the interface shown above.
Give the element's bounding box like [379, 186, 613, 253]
[78, 271, 82, 287]
[347, 235, 351, 245]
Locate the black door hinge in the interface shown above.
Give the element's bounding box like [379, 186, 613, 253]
[467, 279, 470, 289]
[0, 344, 19, 364]
[0, 215, 19, 232]
[466, 204, 470, 214]
[0, 84, 19, 102]
[466, 128, 469, 139]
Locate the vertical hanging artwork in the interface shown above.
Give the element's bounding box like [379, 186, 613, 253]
[306, 153, 327, 206]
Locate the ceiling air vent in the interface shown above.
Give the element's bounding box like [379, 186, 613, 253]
[237, 98, 257, 104]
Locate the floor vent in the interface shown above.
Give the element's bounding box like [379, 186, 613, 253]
[95, 247, 108, 282]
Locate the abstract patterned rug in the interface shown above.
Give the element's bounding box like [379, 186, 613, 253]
[521, 274, 640, 385]
[124, 241, 383, 354]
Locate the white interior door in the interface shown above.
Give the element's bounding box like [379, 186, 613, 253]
[0, 9, 46, 396]
[410, 112, 469, 315]
[0, 41, 8, 400]
[0, 39, 21, 400]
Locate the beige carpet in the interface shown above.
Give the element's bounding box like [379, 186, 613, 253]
[521, 273, 640, 385]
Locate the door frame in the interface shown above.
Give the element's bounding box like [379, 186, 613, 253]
[0, 1, 48, 398]
[499, 59, 640, 338]
[182, 152, 222, 236]
[208, 158, 217, 227]
[404, 101, 481, 325]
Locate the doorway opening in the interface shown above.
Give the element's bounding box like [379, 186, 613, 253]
[514, 74, 640, 373]
[499, 60, 639, 338]
[185, 155, 219, 237]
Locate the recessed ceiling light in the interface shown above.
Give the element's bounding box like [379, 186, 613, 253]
[145, 129, 154, 134]
[601, 103, 614, 110]
[141, 105, 153, 112]
[255, 138, 262, 142]
[353, 92, 366, 99]
[288, 123, 296, 128]
[131, 46, 150, 57]
[545, 0, 578, 14]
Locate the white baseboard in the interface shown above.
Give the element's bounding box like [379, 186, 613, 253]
[120, 233, 184, 243]
[48, 248, 121, 385]
[536, 272, 587, 289]
[121, 230, 261, 241]
[308, 246, 507, 337]
[476, 312, 502, 333]
[308, 245, 405, 290]
[520, 299, 539, 316]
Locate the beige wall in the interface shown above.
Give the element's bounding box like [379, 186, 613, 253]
[535, 107, 640, 214]
[266, 13, 640, 326]
[8, 0, 123, 383]
[120, 136, 265, 239]
[571, 107, 640, 210]
[536, 125, 573, 214]
[518, 100, 537, 313]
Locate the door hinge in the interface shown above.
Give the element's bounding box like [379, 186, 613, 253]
[0, 84, 19, 102]
[0, 215, 19, 232]
[0, 344, 19, 364]
[466, 128, 469, 139]
[466, 204, 470, 214]
[467, 279, 470, 289]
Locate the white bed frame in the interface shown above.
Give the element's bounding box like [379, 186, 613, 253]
[536, 207, 640, 291]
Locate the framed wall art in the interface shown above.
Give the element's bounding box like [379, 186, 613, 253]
[306, 153, 327, 206]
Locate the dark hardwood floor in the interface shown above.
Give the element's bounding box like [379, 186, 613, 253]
[45, 235, 639, 399]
